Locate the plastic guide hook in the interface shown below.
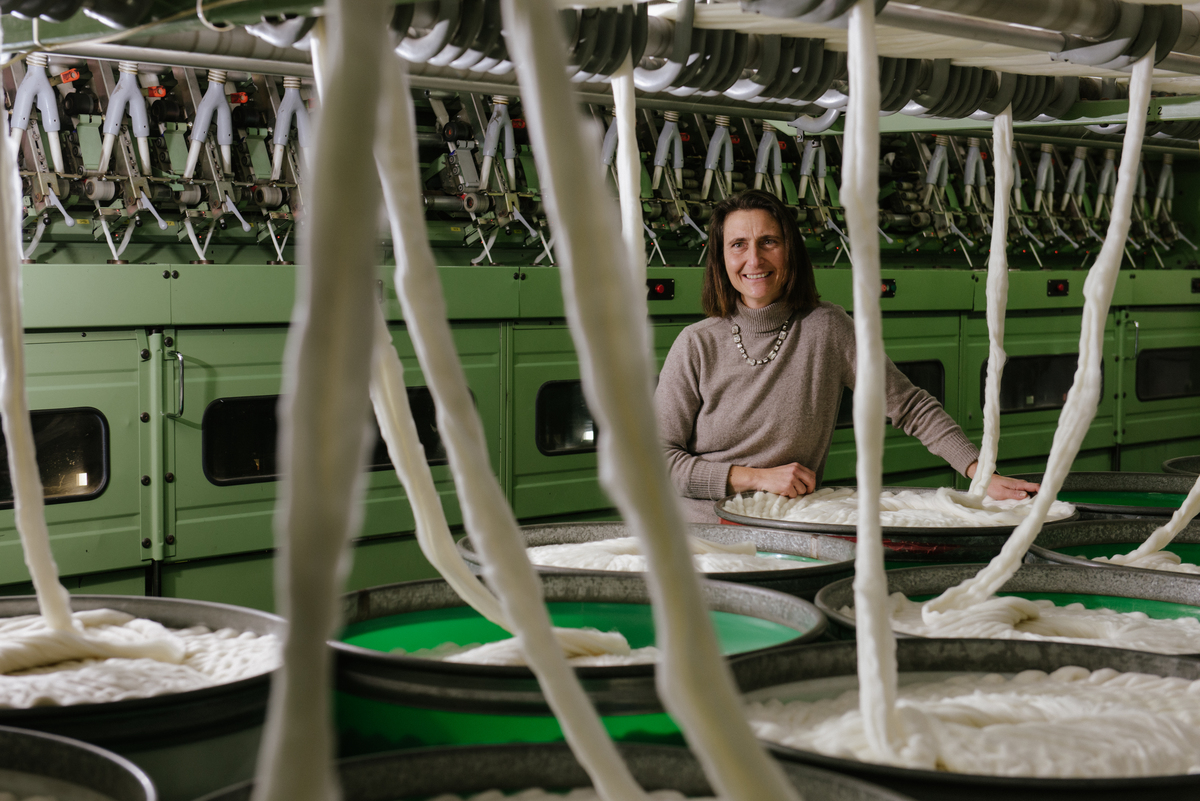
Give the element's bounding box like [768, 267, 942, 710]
[271, 76, 310, 182]
[480, 96, 516, 192]
[10, 53, 65, 174]
[753, 124, 783, 198]
[100, 62, 152, 176]
[652, 111, 684, 191]
[701, 116, 734, 200]
[184, 69, 234, 180]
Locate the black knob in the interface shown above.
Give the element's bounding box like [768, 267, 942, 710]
[165, 534, 176, 545]
[140, 475, 151, 486]
[163, 270, 171, 279]
[172, 270, 180, 279]
[164, 472, 174, 483]
[140, 412, 150, 422]
[141, 538, 152, 549]
[442, 120, 473, 143]
[140, 348, 150, 360]
[163, 336, 173, 347]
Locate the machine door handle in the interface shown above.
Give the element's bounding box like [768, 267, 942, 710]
[1130, 320, 1140, 362]
[165, 350, 185, 419]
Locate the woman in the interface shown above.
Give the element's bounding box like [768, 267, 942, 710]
[655, 189, 1039, 523]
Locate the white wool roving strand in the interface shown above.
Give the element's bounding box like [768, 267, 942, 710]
[0, 20, 71, 632]
[968, 105, 1013, 498]
[1099, 477, 1200, 569]
[842, 0, 901, 761]
[369, 310, 506, 628]
[250, 6, 390, 801]
[499, 0, 802, 798]
[927, 49, 1156, 614]
[611, 54, 646, 287]
[374, 55, 648, 801]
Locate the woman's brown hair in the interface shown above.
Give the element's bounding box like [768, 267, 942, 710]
[701, 189, 820, 318]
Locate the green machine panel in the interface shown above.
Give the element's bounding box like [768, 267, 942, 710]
[509, 320, 697, 519]
[961, 310, 1118, 466]
[0, 331, 147, 589]
[163, 323, 503, 565]
[823, 313, 963, 487]
[1117, 306, 1200, 457]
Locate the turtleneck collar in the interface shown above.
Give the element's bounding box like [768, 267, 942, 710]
[732, 300, 793, 334]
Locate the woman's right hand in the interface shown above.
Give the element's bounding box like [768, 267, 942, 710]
[728, 463, 816, 498]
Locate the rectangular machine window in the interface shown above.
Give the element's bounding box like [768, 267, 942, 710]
[979, 353, 1096, 413]
[1136, 347, 1200, 401]
[536, 380, 597, 455]
[836, 360, 946, 429]
[0, 408, 109, 508]
[203, 390, 447, 486]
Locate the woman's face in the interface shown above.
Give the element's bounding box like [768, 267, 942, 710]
[722, 208, 788, 309]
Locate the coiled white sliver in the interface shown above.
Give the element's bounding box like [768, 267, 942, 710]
[746, 667, 1200, 778]
[842, 0, 901, 762]
[500, 0, 802, 796]
[250, 7, 390, 801]
[525, 538, 811, 573]
[853, 594, 1200, 656]
[1093, 477, 1200, 572]
[374, 52, 647, 801]
[926, 49, 1157, 615]
[724, 487, 1075, 528]
[0, 612, 279, 707]
[968, 105, 1013, 498]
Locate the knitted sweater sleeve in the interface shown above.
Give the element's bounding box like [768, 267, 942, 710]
[833, 308, 980, 476]
[655, 328, 736, 500]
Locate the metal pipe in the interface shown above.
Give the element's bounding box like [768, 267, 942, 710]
[50, 43, 314, 77]
[879, 4, 1068, 52]
[900, 0, 1121, 40]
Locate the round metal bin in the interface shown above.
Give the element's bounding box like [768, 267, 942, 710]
[813, 563, 1200, 651]
[715, 487, 1078, 565]
[1163, 456, 1200, 476]
[1029, 518, 1200, 574]
[457, 521, 857, 600]
[195, 741, 915, 801]
[332, 573, 826, 757]
[0, 595, 284, 801]
[0, 725, 156, 801]
[732, 638, 1200, 801]
[1011, 471, 1195, 519]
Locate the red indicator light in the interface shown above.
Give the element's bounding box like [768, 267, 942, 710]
[512, 118, 526, 129]
[229, 92, 249, 104]
[680, 132, 691, 142]
[655, 283, 666, 294]
[730, 136, 741, 144]
[779, 141, 788, 150]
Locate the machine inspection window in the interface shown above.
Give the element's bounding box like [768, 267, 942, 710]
[1136, 347, 1200, 401]
[536, 380, 597, 455]
[980, 354, 1098, 413]
[202, 390, 449, 486]
[836, 360, 945, 428]
[0, 407, 109, 508]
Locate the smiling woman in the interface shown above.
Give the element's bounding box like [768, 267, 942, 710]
[655, 189, 1038, 524]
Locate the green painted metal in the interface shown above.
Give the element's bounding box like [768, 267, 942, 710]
[823, 313, 966, 484]
[0, 331, 147, 587]
[22, 264, 172, 329]
[960, 310, 1118, 462]
[1116, 307, 1200, 448]
[159, 535, 437, 614]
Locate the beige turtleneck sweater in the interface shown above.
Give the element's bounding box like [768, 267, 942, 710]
[655, 300, 980, 523]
